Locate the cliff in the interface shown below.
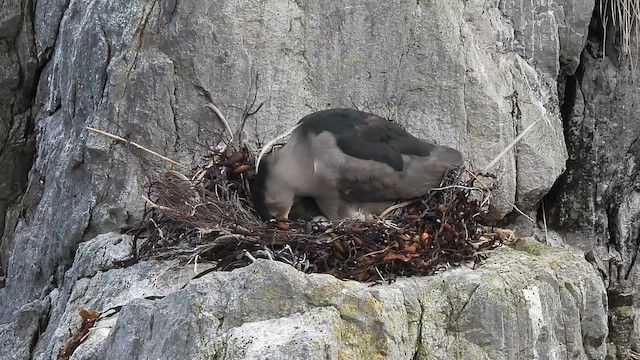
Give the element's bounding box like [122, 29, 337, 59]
[0, 0, 637, 359]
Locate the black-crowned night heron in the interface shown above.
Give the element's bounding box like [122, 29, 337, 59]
[251, 108, 463, 221]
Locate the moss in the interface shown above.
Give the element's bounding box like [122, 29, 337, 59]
[252, 266, 265, 279]
[621, 305, 634, 316]
[279, 298, 293, 312]
[330, 294, 392, 359]
[338, 294, 384, 317]
[332, 317, 388, 360]
[191, 302, 203, 315]
[514, 238, 561, 257]
[511, 238, 582, 272]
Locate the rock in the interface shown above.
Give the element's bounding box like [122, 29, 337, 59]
[499, 0, 595, 77]
[543, 7, 640, 352]
[21, 237, 606, 359]
[0, 0, 38, 266]
[0, 0, 613, 358]
[1, 0, 586, 319]
[0, 299, 49, 360]
[31, 232, 208, 360]
[606, 280, 638, 359]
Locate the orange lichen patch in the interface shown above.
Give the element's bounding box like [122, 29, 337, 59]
[56, 308, 100, 360]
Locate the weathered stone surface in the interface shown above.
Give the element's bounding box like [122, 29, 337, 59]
[0, 0, 22, 40]
[542, 8, 640, 356]
[0, 0, 613, 358]
[0, 299, 49, 360]
[547, 11, 640, 278]
[1, 0, 588, 320]
[499, 0, 595, 77]
[26, 236, 606, 359]
[0, 0, 38, 316]
[31, 232, 208, 360]
[0, 0, 39, 273]
[606, 280, 638, 359]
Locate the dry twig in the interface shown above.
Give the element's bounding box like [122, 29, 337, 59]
[86, 127, 189, 170]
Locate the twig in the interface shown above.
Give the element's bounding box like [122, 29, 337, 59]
[193, 255, 200, 274]
[541, 199, 548, 243]
[244, 250, 257, 262]
[86, 126, 189, 170]
[362, 244, 394, 257]
[212, 234, 244, 244]
[481, 118, 542, 173]
[262, 246, 274, 260]
[463, 167, 493, 208]
[374, 266, 386, 282]
[142, 196, 174, 212]
[204, 103, 234, 142]
[464, 167, 492, 191]
[509, 202, 534, 223]
[238, 71, 263, 145]
[149, 218, 165, 241]
[166, 170, 190, 181]
[430, 185, 485, 193]
[380, 199, 418, 218]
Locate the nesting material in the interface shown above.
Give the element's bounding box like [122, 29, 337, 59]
[125, 143, 512, 283]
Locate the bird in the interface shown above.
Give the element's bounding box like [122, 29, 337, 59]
[250, 108, 464, 221]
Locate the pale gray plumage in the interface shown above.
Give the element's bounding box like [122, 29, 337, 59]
[251, 109, 464, 221]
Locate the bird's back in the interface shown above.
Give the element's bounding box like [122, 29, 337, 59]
[252, 108, 464, 220]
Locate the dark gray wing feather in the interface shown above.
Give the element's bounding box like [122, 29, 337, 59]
[332, 116, 463, 203]
[334, 115, 435, 171]
[295, 108, 463, 204]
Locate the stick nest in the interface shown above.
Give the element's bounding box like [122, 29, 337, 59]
[126, 145, 512, 283]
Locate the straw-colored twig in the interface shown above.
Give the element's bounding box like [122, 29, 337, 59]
[481, 118, 542, 173]
[380, 199, 418, 218]
[255, 123, 302, 173]
[463, 167, 493, 208]
[464, 167, 491, 191]
[86, 126, 189, 170]
[507, 201, 535, 223]
[204, 103, 234, 142]
[142, 195, 174, 212]
[541, 199, 548, 243]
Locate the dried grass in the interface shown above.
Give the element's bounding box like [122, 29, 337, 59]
[600, 0, 640, 74]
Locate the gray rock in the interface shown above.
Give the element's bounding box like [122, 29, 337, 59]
[543, 9, 640, 353]
[31, 232, 206, 360]
[0, 299, 49, 360]
[499, 0, 595, 77]
[0, 0, 22, 40]
[0, 0, 618, 358]
[1, 0, 586, 319]
[0, 0, 38, 266]
[27, 237, 606, 359]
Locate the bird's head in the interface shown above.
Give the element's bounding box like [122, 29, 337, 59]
[250, 152, 295, 221]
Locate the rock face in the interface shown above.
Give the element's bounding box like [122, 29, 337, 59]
[29, 235, 607, 360]
[0, 0, 38, 275]
[544, 6, 640, 356]
[1, 0, 632, 359]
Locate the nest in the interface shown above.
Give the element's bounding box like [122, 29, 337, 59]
[125, 142, 512, 283]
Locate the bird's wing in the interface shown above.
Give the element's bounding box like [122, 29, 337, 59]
[306, 114, 463, 203]
[336, 148, 463, 202]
